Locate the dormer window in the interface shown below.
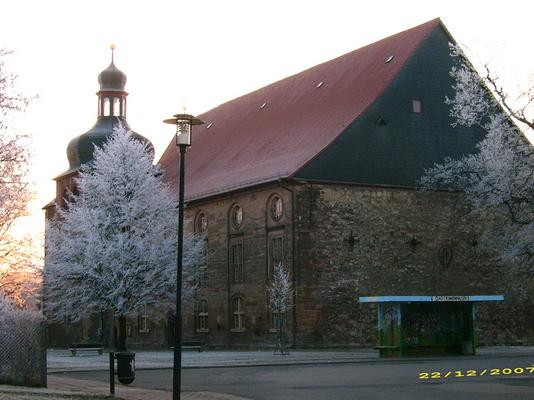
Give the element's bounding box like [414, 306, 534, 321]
[412, 99, 423, 114]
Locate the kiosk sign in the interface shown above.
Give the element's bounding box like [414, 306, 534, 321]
[431, 295, 468, 302]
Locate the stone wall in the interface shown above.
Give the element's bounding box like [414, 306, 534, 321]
[182, 183, 294, 348]
[293, 183, 531, 346]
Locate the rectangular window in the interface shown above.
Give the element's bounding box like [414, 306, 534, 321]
[199, 240, 209, 287]
[138, 305, 149, 333]
[412, 99, 423, 114]
[270, 311, 285, 331]
[231, 241, 244, 283]
[195, 299, 209, 332]
[231, 297, 245, 331]
[268, 235, 284, 280]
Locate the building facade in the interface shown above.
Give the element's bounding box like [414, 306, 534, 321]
[46, 20, 533, 350]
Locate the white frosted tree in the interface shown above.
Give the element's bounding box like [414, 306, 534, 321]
[420, 44, 534, 278]
[45, 125, 204, 350]
[266, 262, 293, 354]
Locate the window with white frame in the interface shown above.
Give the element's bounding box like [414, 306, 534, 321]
[268, 235, 284, 280]
[138, 304, 149, 333]
[196, 299, 209, 332]
[231, 296, 245, 331]
[231, 240, 244, 283]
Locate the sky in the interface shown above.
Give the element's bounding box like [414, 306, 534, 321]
[1, 0, 533, 251]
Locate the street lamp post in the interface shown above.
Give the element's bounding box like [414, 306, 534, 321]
[163, 113, 204, 400]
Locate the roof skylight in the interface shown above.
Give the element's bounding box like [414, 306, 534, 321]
[316, 81, 324, 89]
[206, 123, 213, 129]
[385, 55, 394, 63]
[260, 102, 267, 109]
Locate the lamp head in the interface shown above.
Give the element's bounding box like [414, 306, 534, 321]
[163, 113, 204, 147]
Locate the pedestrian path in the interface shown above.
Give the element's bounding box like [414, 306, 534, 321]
[47, 346, 534, 373]
[2, 375, 253, 400]
[48, 348, 379, 372]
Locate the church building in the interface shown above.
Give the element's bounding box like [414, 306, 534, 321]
[159, 18, 523, 352]
[46, 19, 529, 352]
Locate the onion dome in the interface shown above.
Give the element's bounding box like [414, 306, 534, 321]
[98, 62, 127, 92]
[97, 44, 126, 92]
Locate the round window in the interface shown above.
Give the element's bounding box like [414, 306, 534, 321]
[196, 212, 207, 234]
[231, 205, 243, 229]
[270, 195, 283, 222]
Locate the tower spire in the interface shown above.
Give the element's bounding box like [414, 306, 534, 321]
[110, 43, 116, 63]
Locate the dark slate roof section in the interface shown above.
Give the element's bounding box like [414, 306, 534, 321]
[56, 117, 154, 179]
[158, 19, 441, 201]
[295, 24, 486, 186]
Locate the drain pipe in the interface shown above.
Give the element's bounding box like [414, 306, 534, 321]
[277, 178, 299, 348]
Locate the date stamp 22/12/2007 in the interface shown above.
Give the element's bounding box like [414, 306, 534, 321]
[419, 366, 534, 380]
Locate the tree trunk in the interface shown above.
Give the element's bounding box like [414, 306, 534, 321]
[116, 315, 127, 351]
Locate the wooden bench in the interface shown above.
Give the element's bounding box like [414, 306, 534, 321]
[69, 343, 104, 356]
[180, 341, 204, 352]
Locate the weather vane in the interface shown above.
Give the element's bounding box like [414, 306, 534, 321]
[110, 44, 116, 63]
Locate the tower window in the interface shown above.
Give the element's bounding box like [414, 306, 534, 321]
[103, 97, 110, 116]
[113, 98, 121, 116]
[412, 99, 423, 114]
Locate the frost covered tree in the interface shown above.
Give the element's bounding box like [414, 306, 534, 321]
[0, 48, 38, 307]
[266, 263, 293, 354]
[420, 44, 534, 276]
[45, 125, 204, 350]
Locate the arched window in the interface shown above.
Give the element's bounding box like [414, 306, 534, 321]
[268, 194, 283, 222]
[103, 97, 110, 116]
[195, 299, 209, 332]
[231, 296, 245, 331]
[113, 97, 121, 116]
[195, 211, 208, 235]
[230, 204, 243, 230]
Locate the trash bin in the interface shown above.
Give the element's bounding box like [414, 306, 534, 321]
[116, 352, 135, 384]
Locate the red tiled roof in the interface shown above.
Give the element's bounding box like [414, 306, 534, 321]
[159, 19, 442, 201]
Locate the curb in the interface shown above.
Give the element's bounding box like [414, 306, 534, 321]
[47, 351, 534, 374]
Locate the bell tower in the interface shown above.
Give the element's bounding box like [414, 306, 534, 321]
[97, 45, 128, 118]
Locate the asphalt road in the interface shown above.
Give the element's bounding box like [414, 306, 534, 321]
[57, 354, 534, 400]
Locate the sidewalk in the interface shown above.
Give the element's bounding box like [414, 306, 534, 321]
[47, 346, 534, 373]
[48, 348, 379, 373]
[2, 376, 253, 400]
